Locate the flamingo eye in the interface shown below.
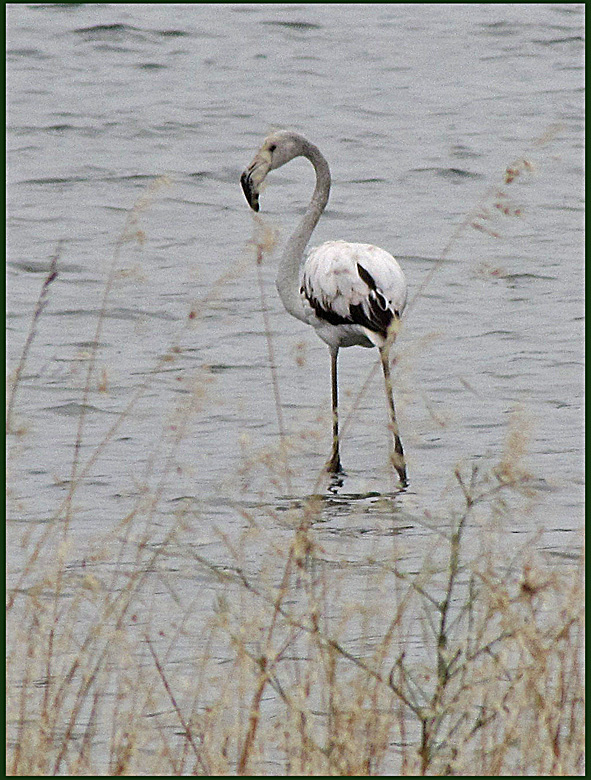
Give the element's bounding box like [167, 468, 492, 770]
[268, 144, 276, 153]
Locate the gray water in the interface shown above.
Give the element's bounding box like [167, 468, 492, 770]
[6, 2, 584, 773]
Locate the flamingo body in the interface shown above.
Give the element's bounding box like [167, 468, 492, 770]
[240, 131, 408, 483]
[300, 240, 407, 350]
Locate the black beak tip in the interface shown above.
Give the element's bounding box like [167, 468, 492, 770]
[240, 170, 259, 212]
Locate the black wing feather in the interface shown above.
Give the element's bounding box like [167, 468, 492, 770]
[350, 263, 394, 335]
[301, 263, 398, 339]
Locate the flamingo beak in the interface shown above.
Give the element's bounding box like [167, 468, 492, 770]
[240, 151, 272, 212]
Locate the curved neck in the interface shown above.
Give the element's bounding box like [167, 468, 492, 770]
[276, 140, 331, 323]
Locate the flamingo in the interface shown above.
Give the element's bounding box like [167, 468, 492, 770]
[240, 130, 408, 485]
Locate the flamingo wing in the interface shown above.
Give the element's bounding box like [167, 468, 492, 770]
[301, 241, 407, 342]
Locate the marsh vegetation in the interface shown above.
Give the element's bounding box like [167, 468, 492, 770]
[6, 140, 584, 776]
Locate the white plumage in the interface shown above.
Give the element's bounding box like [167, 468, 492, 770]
[301, 240, 407, 350]
[241, 131, 408, 484]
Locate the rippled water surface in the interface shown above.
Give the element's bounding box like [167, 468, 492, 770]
[7, 2, 584, 773]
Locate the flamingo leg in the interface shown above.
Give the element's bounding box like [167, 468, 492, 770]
[326, 346, 343, 473]
[379, 345, 407, 486]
